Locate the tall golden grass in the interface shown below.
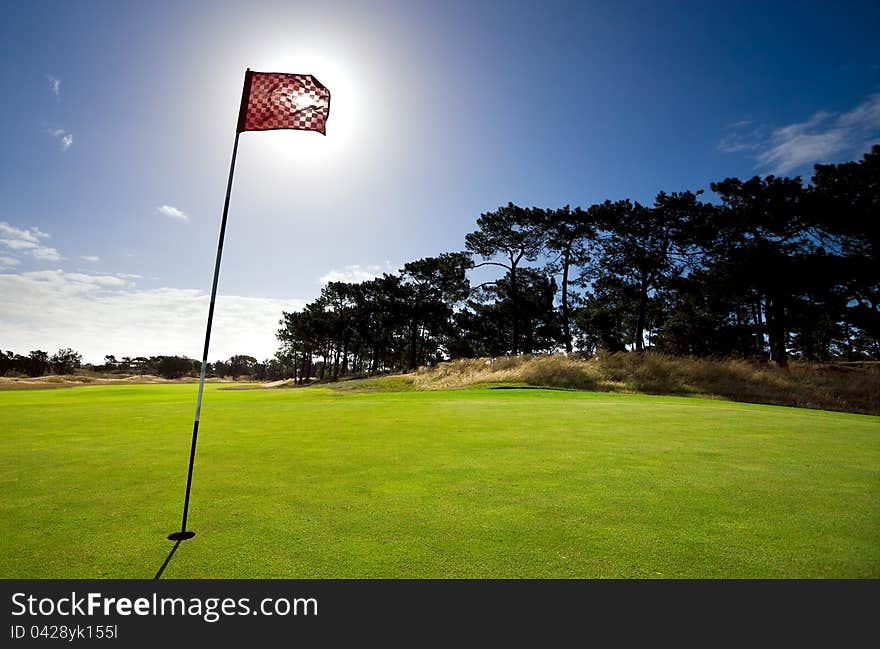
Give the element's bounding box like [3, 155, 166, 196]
[413, 353, 880, 415]
[0, 373, 232, 390]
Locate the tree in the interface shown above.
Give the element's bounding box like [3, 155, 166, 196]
[465, 203, 547, 354]
[278, 301, 336, 382]
[212, 359, 230, 379]
[461, 268, 561, 355]
[155, 355, 193, 379]
[131, 357, 150, 374]
[401, 252, 471, 369]
[50, 348, 82, 375]
[277, 256, 469, 377]
[25, 350, 50, 377]
[706, 176, 810, 366]
[592, 192, 703, 352]
[808, 146, 880, 358]
[269, 149, 879, 366]
[652, 270, 755, 357]
[0, 350, 15, 376]
[542, 205, 599, 353]
[273, 349, 297, 380]
[228, 355, 257, 380]
[360, 274, 410, 373]
[575, 276, 632, 354]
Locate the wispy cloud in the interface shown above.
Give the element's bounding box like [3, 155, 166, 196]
[318, 262, 397, 285]
[0, 222, 49, 244]
[717, 133, 762, 154]
[719, 94, 880, 175]
[30, 247, 62, 262]
[80, 255, 100, 262]
[47, 74, 60, 96]
[0, 222, 63, 262]
[0, 270, 305, 363]
[48, 128, 73, 151]
[0, 256, 20, 270]
[157, 205, 190, 222]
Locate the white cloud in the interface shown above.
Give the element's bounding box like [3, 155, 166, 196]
[0, 256, 20, 270]
[47, 75, 60, 96]
[0, 222, 49, 243]
[0, 239, 38, 251]
[318, 262, 397, 285]
[26, 270, 128, 288]
[838, 95, 880, 128]
[157, 205, 190, 222]
[48, 128, 73, 151]
[717, 134, 761, 153]
[30, 247, 62, 262]
[0, 222, 62, 262]
[720, 95, 880, 175]
[756, 111, 848, 174]
[81, 255, 100, 262]
[0, 269, 306, 363]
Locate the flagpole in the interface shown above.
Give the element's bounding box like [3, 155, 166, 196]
[167, 129, 242, 542]
[163, 67, 331, 545]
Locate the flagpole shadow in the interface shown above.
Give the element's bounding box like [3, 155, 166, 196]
[154, 540, 182, 580]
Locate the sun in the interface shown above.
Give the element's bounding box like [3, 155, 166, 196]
[217, 32, 391, 194]
[293, 93, 314, 111]
[247, 47, 368, 165]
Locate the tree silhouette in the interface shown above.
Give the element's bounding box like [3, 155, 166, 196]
[465, 203, 546, 355]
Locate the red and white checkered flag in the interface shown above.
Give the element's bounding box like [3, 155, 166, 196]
[237, 70, 330, 135]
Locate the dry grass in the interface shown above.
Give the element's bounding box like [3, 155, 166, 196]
[5, 356, 877, 415]
[0, 373, 234, 390]
[413, 353, 880, 415]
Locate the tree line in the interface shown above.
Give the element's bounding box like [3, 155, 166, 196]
[0, 351, 294, 381]
[276, 147, 879, 375]
[2, 148, 876, 383]
[0, 348, 83, 377]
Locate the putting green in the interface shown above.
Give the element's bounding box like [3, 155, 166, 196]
[1, 383, 878, 578]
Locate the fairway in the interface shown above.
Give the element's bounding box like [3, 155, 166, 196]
[1, 383, 878, 578]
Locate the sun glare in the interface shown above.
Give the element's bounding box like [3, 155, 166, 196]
[293, 93, 314, 110]
[197, 29, 396, 204]
[250, 48, 369, 166]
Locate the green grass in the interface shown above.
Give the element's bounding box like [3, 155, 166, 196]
[1, 383, 878, 578]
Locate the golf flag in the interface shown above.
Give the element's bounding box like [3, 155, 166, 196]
[237, 70, 331, 134]
[166, 69, 330, 546]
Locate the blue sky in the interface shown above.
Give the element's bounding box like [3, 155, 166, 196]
[1, 0, 878, 362]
